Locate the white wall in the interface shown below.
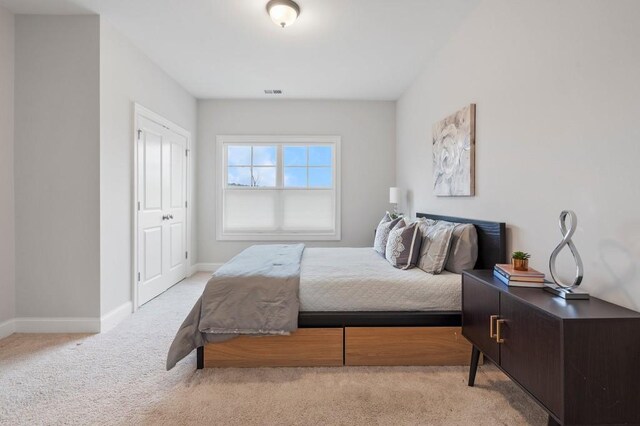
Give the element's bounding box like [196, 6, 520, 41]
[0, 5, 15, 335]
[197, 100, 396, 264]
[99, 20, 197, 316]
[15, 16, 101, 319]
[396, 0, 640, 310]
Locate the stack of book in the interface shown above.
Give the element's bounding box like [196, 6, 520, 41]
[493, 264, 546, 288]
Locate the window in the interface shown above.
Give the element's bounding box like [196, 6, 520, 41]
[217, 135, 341, 240]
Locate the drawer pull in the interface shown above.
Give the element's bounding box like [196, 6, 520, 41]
[496, 319, 506, 343]
[489, 315, 499, 338]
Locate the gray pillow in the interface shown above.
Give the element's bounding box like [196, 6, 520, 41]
[445, 223, 478, 273]
[374, 214, 403, 255]
[385, 221, 422, 269]
[415, 217, 437, 251]
[417, 221, 455, 274]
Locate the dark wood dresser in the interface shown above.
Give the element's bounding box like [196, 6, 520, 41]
[462, 270, 640, 426]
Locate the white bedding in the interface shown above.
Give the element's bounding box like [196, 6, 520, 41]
[299, 247, 461, 312]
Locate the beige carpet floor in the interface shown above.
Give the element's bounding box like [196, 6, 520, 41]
[0, 273, 547, 425]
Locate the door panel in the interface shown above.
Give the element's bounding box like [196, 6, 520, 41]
[137, 116, 188, 306]
[462, 275, 500, 362]
[169, 223, 183, 269]
[499, 294, 563, 418]
[143, 227, 162, 280]
[170, 143, 184, 208]
[143, 131, 163, 210]
[164, 131, 187, 284]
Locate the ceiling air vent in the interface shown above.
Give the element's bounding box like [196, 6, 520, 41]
[264, 89, 283, 95]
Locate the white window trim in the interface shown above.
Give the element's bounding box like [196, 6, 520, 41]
[216, 135, 342, 241]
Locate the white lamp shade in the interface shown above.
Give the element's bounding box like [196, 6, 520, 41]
[267, 1, 300, 28]
[389, 187, 399, 204]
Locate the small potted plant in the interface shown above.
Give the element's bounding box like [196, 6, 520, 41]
[512, 251, 531, 271]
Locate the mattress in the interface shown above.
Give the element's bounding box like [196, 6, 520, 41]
[299, 247, 461, 312]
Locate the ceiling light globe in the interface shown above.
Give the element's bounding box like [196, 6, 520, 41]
[266, 0, 300, 28]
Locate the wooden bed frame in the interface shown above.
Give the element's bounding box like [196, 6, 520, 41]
[198, 213, 506, 368]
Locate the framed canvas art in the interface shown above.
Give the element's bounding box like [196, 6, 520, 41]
[432, 104, 476, 196]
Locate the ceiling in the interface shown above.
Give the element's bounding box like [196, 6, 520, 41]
[0, 0, 474, 100]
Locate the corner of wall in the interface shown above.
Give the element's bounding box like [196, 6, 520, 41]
[0, 4, 16, 338]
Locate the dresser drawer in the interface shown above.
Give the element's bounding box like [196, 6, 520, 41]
[203, 328, 344, 367]
[345, 327, 471, 366]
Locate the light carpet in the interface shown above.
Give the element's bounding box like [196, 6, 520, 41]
[0, 273, 547, 425]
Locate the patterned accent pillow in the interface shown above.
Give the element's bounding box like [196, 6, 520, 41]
[373, 213, 403, 255]
[417, 221, 455, 274]
[385, 221, 422, 269]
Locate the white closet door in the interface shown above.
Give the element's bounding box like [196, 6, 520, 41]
[137, 116, 188, 305]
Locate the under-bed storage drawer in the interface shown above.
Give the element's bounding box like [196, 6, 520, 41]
[204, 328, 343, 368]
[344, 327, 471, 366]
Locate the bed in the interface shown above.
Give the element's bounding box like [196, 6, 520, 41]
[299, 247, 461, 312]
[196, 213, 506, 368]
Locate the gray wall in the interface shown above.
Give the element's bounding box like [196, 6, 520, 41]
[15, 15, 101, 318]
[0, 5, 15, 328]
[99, 20, 197, 315]
[197, 100, 396, 264]
[396, 0, 640, 310]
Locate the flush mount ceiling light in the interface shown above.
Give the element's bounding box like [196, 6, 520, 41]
[266, 0, 300, 28]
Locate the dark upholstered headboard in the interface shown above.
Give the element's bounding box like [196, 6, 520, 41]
[416, 213, 506, 270]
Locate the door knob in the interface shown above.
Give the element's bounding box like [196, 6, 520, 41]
[169, 214, 174, 219]
[162, 214, 169, 220]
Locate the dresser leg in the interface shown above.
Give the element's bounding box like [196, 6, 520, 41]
[468, 345, 480, 386]
[547, 415, 560, 426]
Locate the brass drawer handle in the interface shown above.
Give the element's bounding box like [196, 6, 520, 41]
[496, 319, 506, 343]
[489, 315, 498, 338]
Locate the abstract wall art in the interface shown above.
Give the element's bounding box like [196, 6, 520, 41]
[432, 104, 476, 196]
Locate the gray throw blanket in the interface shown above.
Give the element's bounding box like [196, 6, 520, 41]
[166, 244, 305, 370]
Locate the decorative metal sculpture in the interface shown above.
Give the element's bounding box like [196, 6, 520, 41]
[545, 210, 588, 299]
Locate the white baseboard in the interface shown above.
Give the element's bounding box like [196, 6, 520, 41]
[14, 317, 101, 333]
[2, 268, 215, 336]
[188, 263, 223, 276]
[6, 301, 132, 335]
[100, 301, 133, 333]
[0, 318, 15, 340]
[187, 263, 198, 276]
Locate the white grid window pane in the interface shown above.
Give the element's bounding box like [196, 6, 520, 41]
[252, 167, 276, 187]
[228, 167, 252, 187]
[284, 167, 307, 187]
[309, 146, 332, 166]
[252, 146, 276, 166]
[309, 167, 332, 188]
[227, 146, 251, 166]
[284, 146, 307, 166]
